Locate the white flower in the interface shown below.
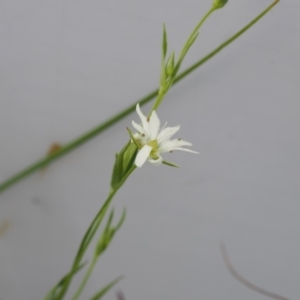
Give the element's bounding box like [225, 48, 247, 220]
[130, 104, 198, 167]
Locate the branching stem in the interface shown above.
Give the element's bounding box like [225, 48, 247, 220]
[0, 0, 279, 195]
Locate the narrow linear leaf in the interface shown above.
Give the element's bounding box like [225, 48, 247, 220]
[162, 23, 168, 59]
[95, 209, 115, 255]
[96, 207, 126, 256]
[89, 276, 124, 300]
[104, 209, 115, 236]
[186, 32, 199, 52]
[160, 65, 167, 88]
[115, 208, 126, 232]
[44, 262, 87, 300]
[174, 32, 199, 77]
[81, 207, 107, 253]
[162, 160, 180, 168]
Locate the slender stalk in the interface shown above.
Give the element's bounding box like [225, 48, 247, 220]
[0, 0, 279, 195]
[71, 254, 98, 300]
[174, 0, 280, 84]
[152, 6, 216, 112]
[55, 165, 136, 300]
[178, 7, 215, 61]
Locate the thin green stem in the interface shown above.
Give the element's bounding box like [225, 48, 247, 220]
[71, 254, 98, 300]
[55, 165, 136, 300]
[173, 0, 280, 84]
[178, 7, 215, 61]
[0, 0, 279, 195]
[152, 6, 216, 112]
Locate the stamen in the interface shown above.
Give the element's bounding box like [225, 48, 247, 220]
[170, 151, 173, 153]
[147, 117, 150, 122]
[142, 134, 145, 137]
[178, 138, 181, 141]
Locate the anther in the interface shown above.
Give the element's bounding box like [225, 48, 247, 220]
[178, 138, 181, 141]
[142, 134, 145, 137]
[147, 117, 150, 122]
[170, 151, 173, 153]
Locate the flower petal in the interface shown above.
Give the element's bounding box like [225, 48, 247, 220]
[135, 144, 152, 167]
[158, 139, 181, 152]
[159, 139, 198, 153]
[136, 104, 150, 135]
[172, 147, 199, 154]
[149, 110, 160, 140]
[174, 140, 193, 147]
[132, 120, 145, 135]
[149, 156, 163, 166]
[157, 125, 180, 143]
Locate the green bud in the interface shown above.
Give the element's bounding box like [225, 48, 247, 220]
[212, 0, 228, 9]
[165, 52, 175, 77]
[110, 139, 137, 190]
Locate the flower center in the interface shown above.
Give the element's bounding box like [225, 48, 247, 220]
[147, 140, 159, 159]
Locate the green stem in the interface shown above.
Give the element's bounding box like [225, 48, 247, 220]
[0, 0, 279, 195]
[55, 165, 136, 300]
[173, 0, 280, 84]
[152, 6, 216, 112]
[178, 7, 215, 61]
[71, 254, 98, 300]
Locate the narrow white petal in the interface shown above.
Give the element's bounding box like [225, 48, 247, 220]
[149, 110, 160, 140]
[135, 145, 152, 167]
[159, 139, 184, 152]
[136, 104, 150, 134]
[157, 125, 180, 143]
[159, 139, 197, 153]
[172, 147, 199, 154]
[175, 140, 193, 147]
[149, 156, 163, 166]
[132, 120, 145, 134]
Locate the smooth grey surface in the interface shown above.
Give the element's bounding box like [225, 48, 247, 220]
[0, 0, 299, 299]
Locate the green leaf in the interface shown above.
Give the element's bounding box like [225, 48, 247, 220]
[174, 32, 199, 77]
[95, 209, 114, 255]
[95, 207, 126, 256]
[160, 65, 167, 88]
[89, 276, 123, 300]
[162, 23, 168, 59]
[80, 207, 108, 254]
[106, 208, 126, 243]
[114, 208, 126, 232]
[160, 23, 168, 88]
[44, 262, 87, 300]
[162, 160, 180, 168]
[104, 209, 115, 236]
[186, 32, 199, 52]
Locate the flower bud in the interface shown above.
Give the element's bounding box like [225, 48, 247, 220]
[166, 52, 175, 77]
[212, 0, 228, 9]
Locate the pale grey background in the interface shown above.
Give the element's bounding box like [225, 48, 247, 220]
[0, 0, 299, 299]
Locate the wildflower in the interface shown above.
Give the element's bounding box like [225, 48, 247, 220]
[129, 104, 198, 167]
